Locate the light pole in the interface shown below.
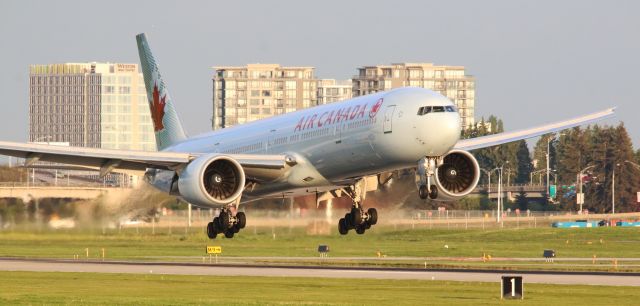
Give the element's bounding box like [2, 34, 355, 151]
[546, 133, 564, 201]
[482, 167, 504, 223]
[491, 166, 504, 224]
[530, 169, 546, 185]
[496, 166, 502, 223]
[576, 165, 595, 213]
[612, 163, 620, 214]
[624, 160, 640, 207]
[29, 135, 52, 186]
[480, 168, 492, 194]
[549, 170, 558, 186]
[546, 136, 552, 199]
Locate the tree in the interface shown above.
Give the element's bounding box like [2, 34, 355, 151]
[466, 115, 528, 186]
[532, 134, 557, 172]
[585, 125, 611, 212]
[515, 189, 528, 211]
[515, 140, 532, 184]
[574, 124, 640, 213]
[609, 124, 640, 212]
[556, 127, 589, 183]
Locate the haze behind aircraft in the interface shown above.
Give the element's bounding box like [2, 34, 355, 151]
[0, 33, 615, 238]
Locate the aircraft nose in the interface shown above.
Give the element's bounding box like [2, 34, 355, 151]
[422, 113, 461, 156]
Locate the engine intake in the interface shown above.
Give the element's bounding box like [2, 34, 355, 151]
[178, 154, 245, 207]
[434, 150, 480, 200]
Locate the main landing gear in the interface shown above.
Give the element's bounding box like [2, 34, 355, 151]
[338, 180, 378, 235]
[207, 205, 246, 239]
[417, 156, 441, 200]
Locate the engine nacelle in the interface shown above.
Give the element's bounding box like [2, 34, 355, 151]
[433, 150, 480, 200]
[178, 154, 246, 208]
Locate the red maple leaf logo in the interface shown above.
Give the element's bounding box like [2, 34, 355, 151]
[150, 83, 166, 132]
[370, 98, 384, 118]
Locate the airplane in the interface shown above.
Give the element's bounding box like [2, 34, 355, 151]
[0, 33, 615, 239]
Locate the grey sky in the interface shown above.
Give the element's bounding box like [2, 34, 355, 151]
[1, 0, 637, 147]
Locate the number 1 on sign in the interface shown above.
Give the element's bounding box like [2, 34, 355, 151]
[511, 278, 515, 297]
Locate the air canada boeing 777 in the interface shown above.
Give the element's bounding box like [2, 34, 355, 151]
[0, 33, 615, 238]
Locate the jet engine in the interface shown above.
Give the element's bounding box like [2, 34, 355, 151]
[433, 150, 480, 200]
[178, 154, 246, 208]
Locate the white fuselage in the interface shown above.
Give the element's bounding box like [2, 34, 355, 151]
[162, 87, 461, 200]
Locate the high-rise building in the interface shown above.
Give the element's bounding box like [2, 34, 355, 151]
[29, 63, 155, 151]
[317, 79, 352, 105]
[352, 63, 475, 128]
[212, 64, 317, 130]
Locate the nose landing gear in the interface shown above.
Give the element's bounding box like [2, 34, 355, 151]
[417, 156, 442, 200]
[418, 184, 438, 200]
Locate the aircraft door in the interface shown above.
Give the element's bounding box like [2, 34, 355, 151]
[383, 105, 396, 134]
[334, 124, 342, 144]
[267, 129, 276, 153]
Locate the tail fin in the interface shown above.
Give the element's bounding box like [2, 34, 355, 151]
[136, 33, 187, 150]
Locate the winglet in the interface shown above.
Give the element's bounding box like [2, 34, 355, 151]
[136, 33, 188, 150]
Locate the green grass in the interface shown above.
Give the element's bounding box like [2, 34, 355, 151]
[0, 271, 638, 305]
[1, 226, 639, 271]
[0, 226, 638, 258]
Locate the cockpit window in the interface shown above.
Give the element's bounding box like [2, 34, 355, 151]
[420, 105, 458, 115]
[417, 106, 432, 115]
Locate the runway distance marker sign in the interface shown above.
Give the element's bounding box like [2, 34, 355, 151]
[206, 246, 222, 254]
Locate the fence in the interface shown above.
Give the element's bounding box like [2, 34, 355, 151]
[116, 208, 640, 233]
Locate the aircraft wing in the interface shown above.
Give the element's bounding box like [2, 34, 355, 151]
[454, 108, 616, 151]
[0, 141, 287, 179]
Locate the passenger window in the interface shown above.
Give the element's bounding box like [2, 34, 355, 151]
[417, 107, 424, 115]
[445, 106, 455, 112]
[422, 106, 432, 114]
[432, 106, 445, 112]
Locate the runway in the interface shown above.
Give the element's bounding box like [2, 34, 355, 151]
[0, 258, 639, 286]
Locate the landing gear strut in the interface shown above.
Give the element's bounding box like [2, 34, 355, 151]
[338, 179, 378, 235]
[207, 205, 246, 239]
[417, 156, 442, 200]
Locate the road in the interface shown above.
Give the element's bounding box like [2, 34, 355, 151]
[0, 258, 639, 286]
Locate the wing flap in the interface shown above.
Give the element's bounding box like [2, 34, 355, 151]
[454, 108, 615, 151]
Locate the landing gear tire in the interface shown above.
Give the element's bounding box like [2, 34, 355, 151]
[351, 208, 362, 225]
[218, 211, 232, 230]
[207, 222, 218, 239]
[419, 185, 429, 199]
[212, 217, 220, 231]
[338, 218, 348, 235]
[342, 207, 376, 235]
[428, 184, 438, 199]
[338, 180, 378, 235]
[208, 207, 246, 239]
[236, 212, 246, 229]
[367, 208, 378, 225]
[344, 213, 353, 229]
